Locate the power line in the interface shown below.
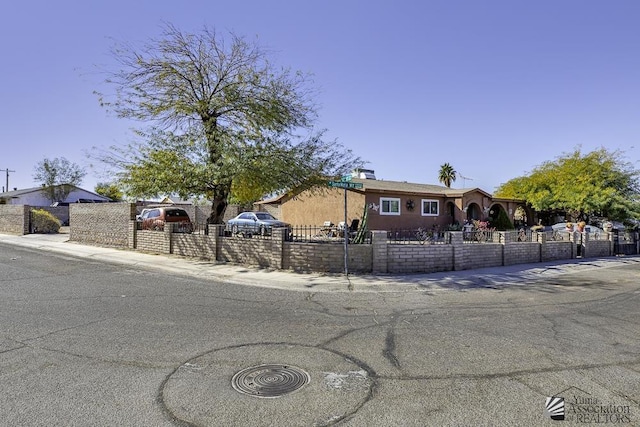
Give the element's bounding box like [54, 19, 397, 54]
[0, 168, 16, 192]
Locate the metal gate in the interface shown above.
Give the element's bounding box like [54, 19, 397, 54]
[613, 230, 639, 255]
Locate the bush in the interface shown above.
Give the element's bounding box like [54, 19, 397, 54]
[31, 209, 61, 233]
[491, 209, 514, 230]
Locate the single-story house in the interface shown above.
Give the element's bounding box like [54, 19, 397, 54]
[0, 185, 111, 206]
[256, 170, 532, 230]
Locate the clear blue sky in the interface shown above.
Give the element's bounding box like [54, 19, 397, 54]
[2, 1, 639, 195]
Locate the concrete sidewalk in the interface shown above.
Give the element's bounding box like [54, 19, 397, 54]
[1, 231, 638, 293]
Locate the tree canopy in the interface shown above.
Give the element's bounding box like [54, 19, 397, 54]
[93, 24, 362, 223]
[438, 163, 456, 188]
[495, 148, 640, 222]
[95, 182, 123, 201]
[33, 157, 86, 203]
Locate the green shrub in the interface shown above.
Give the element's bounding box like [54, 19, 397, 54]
[491, 209, 514, 230]
[31, 209, 61, 234]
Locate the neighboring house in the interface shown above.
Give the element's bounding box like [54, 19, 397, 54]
[256, 170, 531, 229]
[0, 185, 111, 206]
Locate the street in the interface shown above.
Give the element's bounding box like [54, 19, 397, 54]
[1, 242, 639, 426]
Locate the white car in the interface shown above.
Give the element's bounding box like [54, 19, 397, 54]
[550, 223, 604, 234]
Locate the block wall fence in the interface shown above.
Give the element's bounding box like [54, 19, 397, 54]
[0, 203, 624, 274]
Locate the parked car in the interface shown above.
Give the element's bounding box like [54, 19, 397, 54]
[550, 222, 604, 234]
[227, 212, 290, 236]
[140, 207, 193, 233]
[136, 208, 152, 221]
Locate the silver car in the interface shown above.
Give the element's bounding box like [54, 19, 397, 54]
[227, 212, 290, 236]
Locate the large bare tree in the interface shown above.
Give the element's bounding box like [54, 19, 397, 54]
[95, 24, 361, 223]
[33, 157, 86, 203]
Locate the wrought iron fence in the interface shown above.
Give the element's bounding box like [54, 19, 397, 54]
[515, 228, 534, 242]
[387, 228, 449, 245]
[289, 225, 371, 244]
[463, 229, 497, 243]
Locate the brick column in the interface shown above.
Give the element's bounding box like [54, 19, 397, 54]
[538, 231, 546, 262]
[581, 231, 590, 258]
[450, 231, 464, 271]
[272, 227, 286, 270]
[128, 220, 137, 249]
[164, 224, 172, 254]
[213, 224, 225, 261]
[371, 231, 388, 273]
[22, 205, 30, 235]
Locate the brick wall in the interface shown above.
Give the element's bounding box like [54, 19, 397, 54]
[387, 244, 454, 273]
[173, 233, 217, 259]
[13, 201, 620, 274]
[136, 229, 171, 254]
[283, 242, 371, 273]
[461, 244, 503, 270]
[583, 235, 612, 258]
[220, 237, 275, 268]
[542, 241, 574, 261]
[503, 242, 540, 266]
[69, 203, 135, 247]
[0, 205, 29, 235]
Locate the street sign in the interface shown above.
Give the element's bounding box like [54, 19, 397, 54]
[328, 181, 363, 189]
[340, 174, 352, 182]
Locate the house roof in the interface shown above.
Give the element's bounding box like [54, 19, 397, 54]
[0, 185, 110, 201]
[257, 178, 494, 204]
[351, 178, 492, 198]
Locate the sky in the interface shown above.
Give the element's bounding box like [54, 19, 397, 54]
[2, 1, 639, 195]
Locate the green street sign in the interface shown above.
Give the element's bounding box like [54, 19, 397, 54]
[340, 174, 352, 182]
[328, 181, 363, 189]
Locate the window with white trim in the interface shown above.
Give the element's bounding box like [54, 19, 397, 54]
[380, 197, 401, 215]
[421, 199, 439, 216]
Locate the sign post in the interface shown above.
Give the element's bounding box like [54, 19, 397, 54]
[328, 178, 363, 275]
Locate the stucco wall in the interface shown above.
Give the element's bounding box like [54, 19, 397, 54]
[280, 189, 366, 227]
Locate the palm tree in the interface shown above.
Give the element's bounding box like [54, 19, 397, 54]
[438, 163, 457, 188]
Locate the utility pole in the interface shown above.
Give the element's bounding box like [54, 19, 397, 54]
[0, 168, 16, 192]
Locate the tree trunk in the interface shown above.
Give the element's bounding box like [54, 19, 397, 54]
[208, 185, 230, 224]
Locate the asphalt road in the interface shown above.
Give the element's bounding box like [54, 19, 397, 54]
[1, 242, 639, 426]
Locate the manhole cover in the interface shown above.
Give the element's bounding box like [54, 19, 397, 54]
[231, 364, 310, 398]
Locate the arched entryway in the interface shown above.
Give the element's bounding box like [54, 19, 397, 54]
[487, 203, 505, 223]
[465, 203, 481, 221]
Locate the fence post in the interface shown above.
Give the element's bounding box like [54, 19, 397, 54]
[577, 231, 587, 258]
[23, 205, 31, 235]
[214, 224, 224, 261]
[371, 231, 388, 274]
[538, 231, 546, 262]
[272, 227, 286, 270]
[451, 231, 464, 271]
[129, 220, 137, 249]
[164, 223, 172, 254]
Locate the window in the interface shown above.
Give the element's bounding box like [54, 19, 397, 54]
[380, 197, 401, 215]
[421, 199, 439, 216]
